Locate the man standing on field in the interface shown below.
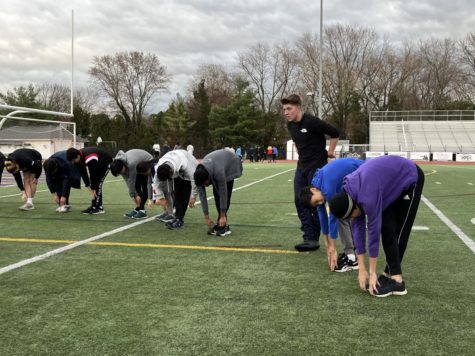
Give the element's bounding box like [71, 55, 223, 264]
[282, 94, 339, 252]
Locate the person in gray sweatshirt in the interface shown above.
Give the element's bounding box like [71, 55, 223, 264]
[110, 149, 153, 219]
[193, 149, 243, 236]
[153, 149, 198, 229]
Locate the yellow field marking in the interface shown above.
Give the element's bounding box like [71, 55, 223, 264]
[0, 237, 300, 255]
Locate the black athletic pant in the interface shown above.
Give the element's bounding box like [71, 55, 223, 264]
[91, 167, 109, 208]
[173, 177, 192, 221]
[381, 165, 425, 275]
[134, 173, 149, 210]
[53, 178, 71, 204]
[212, 180, 234, 218]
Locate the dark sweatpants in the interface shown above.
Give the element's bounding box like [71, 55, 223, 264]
[293, 166, 321, 243]
[134, 173, 149, 210]
[173, 177, 192, 221]
[212, 180, 234, 218]
[381, 165, 425, 275]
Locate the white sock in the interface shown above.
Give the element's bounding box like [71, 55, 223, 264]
[347, 254, 356, 261]
[27, 198, 33, 204]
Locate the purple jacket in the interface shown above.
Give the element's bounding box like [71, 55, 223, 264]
[342, 156, 418, 257]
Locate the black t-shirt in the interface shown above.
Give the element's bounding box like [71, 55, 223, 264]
[287, 112, 339, 173]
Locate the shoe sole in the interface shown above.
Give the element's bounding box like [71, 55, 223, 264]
[295, 246, 320, 252]
[91, 211, 105, 215]
[19, 207, 34, 211]
[334, 265, 359, 273]
[132, 215, 147, 219]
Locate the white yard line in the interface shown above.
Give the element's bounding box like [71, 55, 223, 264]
[422, 195, 475, 254]
[0, 179, 124, 199]
[0, 169, 295, 275]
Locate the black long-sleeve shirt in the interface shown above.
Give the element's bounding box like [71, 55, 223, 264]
[75, 147, 112, 190]
[7, 148, 43, 191]
[287, 112, 339, 173]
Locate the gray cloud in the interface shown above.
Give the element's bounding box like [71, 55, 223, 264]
[1, 0, 474, 112]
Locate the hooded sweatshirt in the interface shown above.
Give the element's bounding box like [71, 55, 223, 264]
[342, 155, 418, 257]
[152, 149, 198, 200]
[114, 149, 153, 197]
[311, 158, 365, 239]
[197, 149, 243, 215]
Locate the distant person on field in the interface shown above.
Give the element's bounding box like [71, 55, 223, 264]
[0, 151, 5, 186]
[67, 147, 112, 215]
[299, 158, 364, 272]
[110, 149, 153, 219]
[44, 150, 82, 213]
[266, 145, 273, 163]
[272, 146, 278, 163]
[282, 93, 339, 252]
[5, 148, 42, 211]
[193, 149, 243, 236]
[153, 149, 198, 229]
[329, 155, 425, 298]
[152, 143, 161, 159]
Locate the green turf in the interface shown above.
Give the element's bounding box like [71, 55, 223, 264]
[0, 162, 474, 355]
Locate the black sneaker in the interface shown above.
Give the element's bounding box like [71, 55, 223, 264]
[215, 225, 231, 237]
[373, 277, 407, 298]
[81, 206, 94, 215]
[294, 241, 320, 252]
[207, 224, 219, 236]
[90, 206, 105, 215]
[166, 218, 184, 230]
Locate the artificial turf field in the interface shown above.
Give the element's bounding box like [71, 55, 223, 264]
[0, 162, 474, 355]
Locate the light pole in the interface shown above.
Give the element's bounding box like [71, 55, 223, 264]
[318, 0, 323, 119]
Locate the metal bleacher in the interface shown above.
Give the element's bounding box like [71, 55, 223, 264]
[369, 111, 475, 153]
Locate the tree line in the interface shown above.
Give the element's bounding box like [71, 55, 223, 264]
[1, 24, 475, 157]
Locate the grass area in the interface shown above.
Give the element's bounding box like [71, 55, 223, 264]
[0, 162, 474, 355]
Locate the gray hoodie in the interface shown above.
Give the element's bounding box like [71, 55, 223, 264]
[114, 149, 153, 197]
[197, 149, 243, 215]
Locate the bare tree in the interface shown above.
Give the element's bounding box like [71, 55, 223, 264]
[37, 83, 71, 113]
[237, 42, 300, 113]
[188, 63, 235, 107]
[458, 32, 475, 98]
[89, 51, 170, 127]
[417, 38, 466, 108]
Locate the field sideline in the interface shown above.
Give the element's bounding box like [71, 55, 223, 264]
[0, 162, 474, 355]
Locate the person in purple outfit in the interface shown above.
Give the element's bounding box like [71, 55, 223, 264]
[329, 155, 425, 298]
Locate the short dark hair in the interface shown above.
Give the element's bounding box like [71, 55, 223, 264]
[193, 165, 210, 186]
[281, 94, 302, 106]
[156, 163, 173, 181]
[110, 159, 125, 177]
[299, 186, 314, 209]
[43, 158, 59, 175]
[136, 160, 152, 175]
[66, 148, 80, 161]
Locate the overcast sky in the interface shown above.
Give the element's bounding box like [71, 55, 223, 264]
[1, 0, 474, 113]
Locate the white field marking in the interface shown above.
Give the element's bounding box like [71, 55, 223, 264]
[285, 213, 299, 216]
[412, 226, 429, 231]
[435, 182, 442, 185]
[471, 218, 475, 225]
[0, 179, 123, 199]
[468, 183, 473, 186]
[422, 195, 475, 254]
[0, 169, 295, 275]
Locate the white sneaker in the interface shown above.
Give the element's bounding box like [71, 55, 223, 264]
[56, 206, 62, 213]
[59, 205, 71, 213]
[19, 203, 35, 211]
